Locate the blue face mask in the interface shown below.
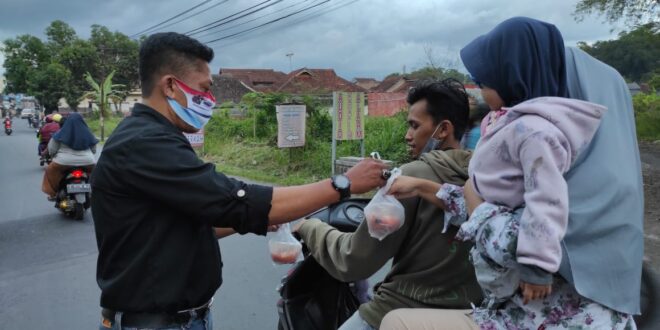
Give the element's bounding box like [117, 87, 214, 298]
[168, 78, 216, 131]
[420, 124, 443, 155]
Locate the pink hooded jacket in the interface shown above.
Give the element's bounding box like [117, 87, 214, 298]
[468, 97, 606, 273]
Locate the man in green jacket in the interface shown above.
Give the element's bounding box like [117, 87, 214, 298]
[295, 80, 483, 330]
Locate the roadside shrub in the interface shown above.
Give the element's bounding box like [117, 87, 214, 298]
[633, 92, 660, 140]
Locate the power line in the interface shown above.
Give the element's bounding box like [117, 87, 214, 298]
[205, 0, 330, 44]
[130, 0, 213, 38]
[273, 0, 357, 29]
[194, 0, 313, 40]
[147, 0, 231, 34]
[188, 0, 287, 36]
[208, 0, 357, 47]
[185, 0, 279, 36]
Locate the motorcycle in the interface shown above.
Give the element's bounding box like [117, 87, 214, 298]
[54, 167, 92, 220]
[39, 149, 52, 166]
[277, 198, 368, 330]
[4, 119, 12, 135]
[28, 115, 39, 129]
[276, 198, 660, 330]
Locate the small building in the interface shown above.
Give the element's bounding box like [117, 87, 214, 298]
[218, 68, 287, 93]
[373, 75, 417, 93]
[628, 82, 642, 96]
[58, 89, 143, 114]
[353, 78, 381, 91]
[276, 68, 366, 94]
[211, 74, 253, 104]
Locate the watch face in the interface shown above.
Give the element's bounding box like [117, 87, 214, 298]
[334, 175, 350, 189]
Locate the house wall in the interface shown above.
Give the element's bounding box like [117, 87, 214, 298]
[58, 92, 143, 113]
[367, 92, 408, 117]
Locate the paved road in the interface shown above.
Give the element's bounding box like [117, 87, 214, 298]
[0, 119, 387, 329]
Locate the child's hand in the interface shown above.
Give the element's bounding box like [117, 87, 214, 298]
[387, 175, 421, 199]
[520, 282, 552, 304]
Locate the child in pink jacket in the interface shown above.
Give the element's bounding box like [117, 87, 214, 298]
[439, 96, 605, 308]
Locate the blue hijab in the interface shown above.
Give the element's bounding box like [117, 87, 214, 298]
[460, 17, 568, 107]
[560, 47, 644, 315]
[52, 112, 99, 150]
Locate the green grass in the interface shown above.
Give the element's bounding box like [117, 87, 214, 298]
[86, 116, 123, 141]
[633, 92, 660, 141]
[636, 111, 660, 141]
[203, 112, 410, 184]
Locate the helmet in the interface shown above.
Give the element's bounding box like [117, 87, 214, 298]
[52, 113, 63, 123]
[45, 114, 54, 123]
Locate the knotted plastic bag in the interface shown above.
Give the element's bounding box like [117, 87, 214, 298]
[268, 222, 303, 264]
[364, 168, 405, 240]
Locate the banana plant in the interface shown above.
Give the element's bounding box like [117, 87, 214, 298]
[82, 70, 124, 141]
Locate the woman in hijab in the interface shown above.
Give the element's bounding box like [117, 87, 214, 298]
[560, 45, 644, 319]
[381, 17, 639, 329]
[42, 112, 98, 200]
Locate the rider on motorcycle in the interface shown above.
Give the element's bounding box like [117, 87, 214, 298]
[41, 112, 98, 201]
[37, 114, 61, 156]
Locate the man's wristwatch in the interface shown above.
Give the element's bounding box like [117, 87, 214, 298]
[331, 174, 351, 200]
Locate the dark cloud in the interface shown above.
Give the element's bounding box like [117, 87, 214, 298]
[0, 0, 622, 80]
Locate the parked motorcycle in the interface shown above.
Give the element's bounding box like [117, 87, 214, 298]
[4, 118, 12, 135]
[276, 198, 660, 330]
[277, 199, 368, 330]
[54, 167, 91, 220]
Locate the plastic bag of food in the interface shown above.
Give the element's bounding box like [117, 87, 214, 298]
[268, 222, 303, 265]
[364, 168, 405, 240]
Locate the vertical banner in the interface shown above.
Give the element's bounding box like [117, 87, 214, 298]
[332, 92, 365, 174]
[184, 128, 205, 149]
[276, 104, 307, 148]
[333, 92, 365, 140]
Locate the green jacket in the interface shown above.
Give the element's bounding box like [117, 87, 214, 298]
[297, 150, 483, 328]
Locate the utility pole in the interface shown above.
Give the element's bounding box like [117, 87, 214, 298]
[286, 52, 294, 72]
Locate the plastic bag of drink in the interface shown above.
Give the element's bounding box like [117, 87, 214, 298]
[364, 168, 405, 240]
[268, 222, 303, 265]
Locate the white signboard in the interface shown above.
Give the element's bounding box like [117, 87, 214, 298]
[184, 128, 205, 148]
[276, 104, 306, 148]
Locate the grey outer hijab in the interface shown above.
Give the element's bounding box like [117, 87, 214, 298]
[561, 47, 644, 315]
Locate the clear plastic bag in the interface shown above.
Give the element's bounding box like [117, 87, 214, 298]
[364, 168, 405, 240]
[268, 222, 303, 265]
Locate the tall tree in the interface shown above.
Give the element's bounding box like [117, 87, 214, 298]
[2, 35, 50, 93]
[578, 23, 660, 81]
[29, 62, 71, 112]
[45, 21, 92, 111]
[89, 25, 140, 94]
[574, 0, 659, 26]
[58, 39, 99, 111]
[45, 20, 77, 50]
[408, 66, 470, 83]
[1, 21, 139, 112]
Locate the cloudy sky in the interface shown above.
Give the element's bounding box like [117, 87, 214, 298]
[0, 0, 626, 81]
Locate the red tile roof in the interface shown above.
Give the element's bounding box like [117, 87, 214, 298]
[276, 68, 366, 94]
[218, 68, 287, 92]
[211, 74, 253, 104]
[353, 78, 381, 91]
[373, 75, 416, 93]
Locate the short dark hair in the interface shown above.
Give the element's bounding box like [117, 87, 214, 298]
[139, 32, 214, 97]
[407, 79, 470, 140]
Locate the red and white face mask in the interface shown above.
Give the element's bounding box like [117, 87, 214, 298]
[167, 78, 217, 131]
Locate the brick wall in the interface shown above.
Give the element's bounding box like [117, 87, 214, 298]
[367, 92, 408, 117]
